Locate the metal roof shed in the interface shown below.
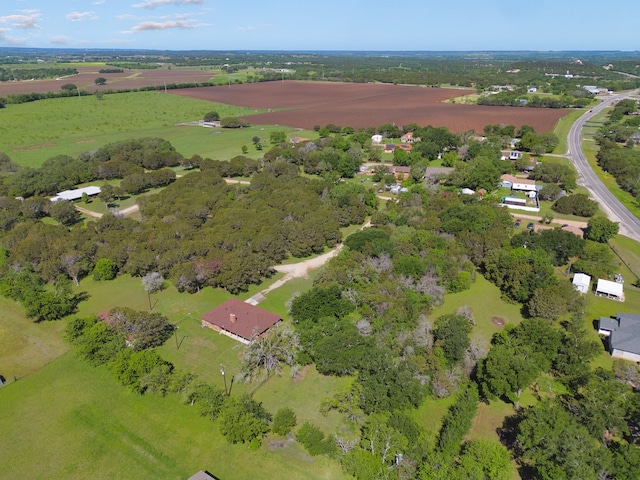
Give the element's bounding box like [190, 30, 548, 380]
[572, 273, 591, 294]
[595, 279, 624, 302]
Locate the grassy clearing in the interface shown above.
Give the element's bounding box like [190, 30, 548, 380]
[0, 295, 69, 380]
[0, 352, 347, 480]
[0, 91, 266, 167]
[430, 274, 524, 348]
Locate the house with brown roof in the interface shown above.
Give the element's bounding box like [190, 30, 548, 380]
[201, 298, 281, 344]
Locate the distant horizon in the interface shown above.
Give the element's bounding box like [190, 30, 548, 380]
[2, 0, 639, 52]
[1, 47, 639, 56]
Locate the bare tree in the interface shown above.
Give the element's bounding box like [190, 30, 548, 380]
[238, 324, 300, 383]
[455, 305, 476, 326]
[142, 272, 164, 310]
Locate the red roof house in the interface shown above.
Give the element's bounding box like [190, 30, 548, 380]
[201, 298, 281, 344]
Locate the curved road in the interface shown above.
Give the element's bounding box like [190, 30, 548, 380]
[567, 92, 640, 242]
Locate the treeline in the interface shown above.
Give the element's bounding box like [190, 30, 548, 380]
[0, 66, 77, 82]
[1, 137, 182, 198]
[477, 91, 592, 108]
[66, 311, 285, 446]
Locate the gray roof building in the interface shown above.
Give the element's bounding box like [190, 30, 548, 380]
[598, 313, 640, 362]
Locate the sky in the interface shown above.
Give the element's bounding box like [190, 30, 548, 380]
[1, 0, 639, 52]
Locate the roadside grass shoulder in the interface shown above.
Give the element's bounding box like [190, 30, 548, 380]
[580, 109, 640, 218]
[553, 109, 584, 155]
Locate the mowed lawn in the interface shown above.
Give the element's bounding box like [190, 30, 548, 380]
[0, 352, 347, 480]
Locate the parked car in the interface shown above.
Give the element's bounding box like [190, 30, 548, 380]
[527, 222, 535, 230]
[514, 219, 521, 228]
[562, 224, 569, 228]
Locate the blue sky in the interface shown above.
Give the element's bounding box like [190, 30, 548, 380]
[1, 0, 638, 51]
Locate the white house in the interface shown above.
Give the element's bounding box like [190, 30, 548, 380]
[500, 174, 539, 192]
[371, 134, 383, 144]
[595, 279, 624, 302]
[598, 313, 640, 362]
[572, 273, 591, 294]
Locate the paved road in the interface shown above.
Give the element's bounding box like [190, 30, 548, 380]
[567, 92, 640, 242]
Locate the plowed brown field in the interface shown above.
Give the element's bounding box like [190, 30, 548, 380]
[0, 66, 215, 95]
[170, 81, 570, 133]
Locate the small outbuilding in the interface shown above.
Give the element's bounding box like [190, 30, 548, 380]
[598, 313, 640, 362]
[201, 298, 281, 344]
[572, 273, 591, 294]
[595, 279, 624, 302]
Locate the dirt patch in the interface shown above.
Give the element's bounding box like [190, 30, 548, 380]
[492, 317, 506, 327]
[12, 142, 55, 152]
[0, 67, 216, 95]
[170, 81, 570, 133]
[293, 364, 311, 383]
[74, 139, 96, 144]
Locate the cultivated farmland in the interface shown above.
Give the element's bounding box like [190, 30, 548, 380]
[171, 80, 571, 133]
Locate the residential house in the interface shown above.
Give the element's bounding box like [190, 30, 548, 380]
[500, 174, 540, 193]
[400, 132, 420, 143]
[201, 298, 281, 344]
[598, 313, 640, 362]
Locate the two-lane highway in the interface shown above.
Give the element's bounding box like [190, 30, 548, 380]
[567, 92, 640, 243]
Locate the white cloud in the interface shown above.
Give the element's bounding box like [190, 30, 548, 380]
[237, 24, 255, 33]
[0, 12, 41, 29]
[131, 19, 196, 31]
[93, 0, 107, 4]
[133, 0, 204, 9]
[0, 28, 27, 45]
[49, 35, 71, 45]
[66, 12, 99, 22]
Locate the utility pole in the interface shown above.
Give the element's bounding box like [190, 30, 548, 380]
[220, 364, 228, 396]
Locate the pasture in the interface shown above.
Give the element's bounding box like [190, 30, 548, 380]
[0, 91, 281, 167]
[0, 352, 348, 480]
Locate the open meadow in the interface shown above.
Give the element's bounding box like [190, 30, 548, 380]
[0, 91, 296, 167]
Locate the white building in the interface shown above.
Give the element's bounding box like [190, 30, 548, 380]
[595, 279, 624, 302]
[50, 186, 102, 203]
[572, 273, 591, 294]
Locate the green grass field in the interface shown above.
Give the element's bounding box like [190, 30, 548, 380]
[0, 91, 301, 167]
[0, 352, 348, 480]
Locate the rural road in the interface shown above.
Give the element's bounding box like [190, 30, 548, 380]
[567, 92, 640, 243]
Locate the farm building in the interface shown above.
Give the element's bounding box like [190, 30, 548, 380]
[50, 186, 101, 202]
[598, 313, 640, 362]
[572, 273, 591, 294]
[201, 298, 281, 344]
[595, 279, 624, 302]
